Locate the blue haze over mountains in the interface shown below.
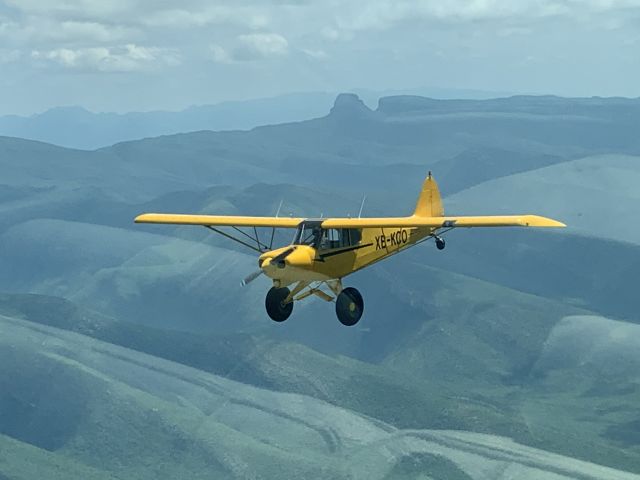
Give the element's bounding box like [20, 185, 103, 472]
[0, 87, 511, 150]
[1, 92, 640, 479]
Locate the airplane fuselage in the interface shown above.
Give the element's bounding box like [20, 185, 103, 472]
[259, 224, 435, 287]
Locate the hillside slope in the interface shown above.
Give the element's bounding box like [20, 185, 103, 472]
[446, 154, 640, 245]
[1, 313, 638, 480]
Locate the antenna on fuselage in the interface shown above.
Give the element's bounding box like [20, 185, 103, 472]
[358, 195, 367, 218]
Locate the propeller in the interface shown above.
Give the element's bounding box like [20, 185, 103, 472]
[241, 269, 263, 287]
[240, 247, 296, 287]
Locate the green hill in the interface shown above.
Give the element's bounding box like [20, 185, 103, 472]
[2, 259, 640, 474]
[2, 93, 640, 476]
[1, 307, 639, 479]
[446, 153, 640, 245]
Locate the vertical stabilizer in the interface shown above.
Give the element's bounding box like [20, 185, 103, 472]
[413, 172, 444, 217]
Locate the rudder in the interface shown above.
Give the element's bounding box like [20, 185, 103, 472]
[413, 172, 444, 217]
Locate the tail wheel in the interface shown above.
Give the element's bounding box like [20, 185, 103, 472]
[335, 287, 364, 326]
[265, 287, 293, 322]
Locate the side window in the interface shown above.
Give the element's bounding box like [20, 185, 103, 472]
[340, 229, 350, 247]
[328, 229, 340, 248]
[340, 228, 361, 247]
[349, 228, 361, 245]
[320, 229, 341, 249]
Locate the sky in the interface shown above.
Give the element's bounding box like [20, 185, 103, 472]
[0, 0, 639, 115]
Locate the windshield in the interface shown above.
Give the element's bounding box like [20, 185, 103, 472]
[292, 222, 322, 246]
[292, 224, 362, 250]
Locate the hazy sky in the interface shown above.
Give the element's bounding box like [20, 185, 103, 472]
[1, 0, 639, 114]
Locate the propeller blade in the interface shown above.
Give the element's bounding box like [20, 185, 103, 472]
[241, 270, 263, 287]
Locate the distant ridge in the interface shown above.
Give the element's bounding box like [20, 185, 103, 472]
[376, 94, 640, 114]
[0, 87, 514, 149]
[0, 92, 337, 150]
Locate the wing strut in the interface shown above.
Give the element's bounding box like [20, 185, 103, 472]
[205, 226, 266, 253]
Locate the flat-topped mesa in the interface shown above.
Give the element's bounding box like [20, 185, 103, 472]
[376, 94, 640, 116]
[377, 95, 446, 115]
[328, 93, 375, 119]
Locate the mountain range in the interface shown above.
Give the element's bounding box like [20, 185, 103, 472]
[1, 93, 640, 478]
[0, 87, 513, 150]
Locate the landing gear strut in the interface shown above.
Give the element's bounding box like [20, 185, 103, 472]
[265, 287, 293, 322]
[335, 287, 364, 326]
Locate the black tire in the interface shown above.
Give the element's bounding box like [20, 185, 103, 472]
[265, 287, 293, 322]
[435, 237, 446, 250]
[336, 287, 364, 326]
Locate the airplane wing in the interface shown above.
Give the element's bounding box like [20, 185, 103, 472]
[135, 213, 565, 229]
[134, 213, 303, 228]
[320, 215, 565, 229]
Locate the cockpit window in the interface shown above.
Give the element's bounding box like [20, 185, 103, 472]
[293, 222, 361, 250]
[293, 223, 322, 247]
[319, 229, 341, 249]
[319, 228, 361, 249]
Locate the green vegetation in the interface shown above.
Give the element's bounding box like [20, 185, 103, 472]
[0, 434, 119, 480]
[383, 453, 473, 480]
[1, 94, 640, 478]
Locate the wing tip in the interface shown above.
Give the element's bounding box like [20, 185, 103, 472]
[134, 213, 154, 223]
[524, 215, 566, 228]
[133, 213, 304, 227]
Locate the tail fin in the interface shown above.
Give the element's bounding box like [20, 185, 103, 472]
[413, 172, 444, 217]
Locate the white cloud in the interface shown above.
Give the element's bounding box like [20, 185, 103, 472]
[29, 20, 137, 45]
[583, 0, 640, 11]
[55, 21, 137, 43]
[7, 0, 636, 60]
[3, 0, 640, 113]
[325, 0, 640, 34]
[0, 15, 139, 48]
[6, 0, 640, 43]
[497, 26, 533, 37]
[144, 6, 269, 29]
[209, 44, 232, 63]
[301, 48, 328, 60]
[31, 44, 180, 72]
[3, 0, 134, 19]
[0, 17, 19, 36]
[320, 25, 354, 41]
[0, 49, 21, 64]
[210, 33, 289, 63]
[4, 1, 271, 30]
[237, 33, 288, 58]
[320, 26, 340, 40]
[333, 1, 567, 32]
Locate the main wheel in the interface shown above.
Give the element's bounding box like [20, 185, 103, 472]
[335, 287, 364, 326]
[265, 287, 293, 322]
[435, 236, 446, 250]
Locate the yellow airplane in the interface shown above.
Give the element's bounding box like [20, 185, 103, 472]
[135, 173, 565, 326]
